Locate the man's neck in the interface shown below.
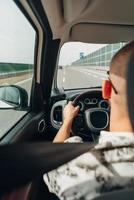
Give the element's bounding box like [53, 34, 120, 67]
[110, 121, 133, 132]
[110, 109, 133, 132]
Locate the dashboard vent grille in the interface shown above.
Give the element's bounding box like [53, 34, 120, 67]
[53, 106, 62, 122]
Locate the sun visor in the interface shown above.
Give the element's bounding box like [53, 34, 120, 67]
[69, 23, 134, 43]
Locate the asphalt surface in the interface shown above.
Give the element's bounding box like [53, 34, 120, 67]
[57, 66, 107, 89]
[0, 67, 107, 138]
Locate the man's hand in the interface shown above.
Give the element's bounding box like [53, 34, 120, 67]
[63, 101, 80, 125]
[53, 101, 79, 143]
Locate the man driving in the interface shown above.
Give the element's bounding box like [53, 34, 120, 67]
[44, 41, 134, 200]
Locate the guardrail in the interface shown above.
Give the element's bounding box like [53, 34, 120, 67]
[1, 66, 107, 80]
[0, 70, 33, 79]
[71, 65, 109, 71]
[93, 67, 109, 71]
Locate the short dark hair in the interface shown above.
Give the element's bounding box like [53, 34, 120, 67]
[110, 41, 134, 78]
[112, 41, 134, 63]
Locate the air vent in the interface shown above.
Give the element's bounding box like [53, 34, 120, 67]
[51, 100, 67, 129]
[38, 119, 46, 133]
[99, 100, 110, 110]
[53, 106, 62, 123]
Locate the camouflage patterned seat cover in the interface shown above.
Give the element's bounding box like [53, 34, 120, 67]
[44, 131, 134, 200]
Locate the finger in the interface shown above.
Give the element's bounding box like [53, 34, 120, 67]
[76, 105, 80, 109]
[69, 101, 76, 107]
[75, 106, 80, 111]
[72, 101, 76, 106]
[68, 101, 73, 105]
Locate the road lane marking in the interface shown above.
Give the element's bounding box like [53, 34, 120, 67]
[73, 68, 108, 78]
[101, 77, 106, 80]
[84, 69, 107, 77]
[73, 68, 108, 80]
[15, 78, 32, 85]
[73, 68, 102, 79]
[70, 67, 108, 82]
[93, 75, 98, 78]
[63, 77, 66, 82]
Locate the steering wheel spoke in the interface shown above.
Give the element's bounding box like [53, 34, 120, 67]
[71, 89, 110, 141]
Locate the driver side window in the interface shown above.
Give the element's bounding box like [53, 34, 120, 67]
[0, 0, 35, 138]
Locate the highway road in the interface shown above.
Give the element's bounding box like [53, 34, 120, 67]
[0, 66, 108, 138]
[57, 66, 108, 89]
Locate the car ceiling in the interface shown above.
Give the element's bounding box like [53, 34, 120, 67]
[41, 0, 134, 43]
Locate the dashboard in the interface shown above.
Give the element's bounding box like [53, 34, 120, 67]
[51, 88, 110, 141]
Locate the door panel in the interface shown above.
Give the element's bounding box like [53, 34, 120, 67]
[1, 111, 47, 144]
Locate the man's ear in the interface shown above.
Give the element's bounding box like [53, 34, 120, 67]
[102, 80, 112, 99]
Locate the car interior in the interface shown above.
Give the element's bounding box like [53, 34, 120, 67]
[0, 0, 134, 199]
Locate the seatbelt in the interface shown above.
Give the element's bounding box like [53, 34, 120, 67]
[0, 142, 95, 196]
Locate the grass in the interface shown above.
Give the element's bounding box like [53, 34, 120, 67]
[0, 72, 33, 85]
[0, 63, 33, 85]
[0, 63, 34, 73]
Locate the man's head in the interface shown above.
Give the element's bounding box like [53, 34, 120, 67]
[102, 41, 134, 132]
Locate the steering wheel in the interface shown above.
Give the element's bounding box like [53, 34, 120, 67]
[71, 89, 110, 141]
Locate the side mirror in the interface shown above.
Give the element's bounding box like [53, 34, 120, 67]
[0, 85, 28, 109]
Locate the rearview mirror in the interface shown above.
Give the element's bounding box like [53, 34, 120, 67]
[0, 85, 28, 109]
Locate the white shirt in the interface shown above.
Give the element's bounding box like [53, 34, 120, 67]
[44, 131, 134, 200]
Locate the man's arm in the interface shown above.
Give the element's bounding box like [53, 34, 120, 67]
[53, 101, 79, 143]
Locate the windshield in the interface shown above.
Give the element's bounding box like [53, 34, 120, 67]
[57, 42, 125, 90]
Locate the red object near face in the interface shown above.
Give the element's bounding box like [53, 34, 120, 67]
[102, 80, 112, 99]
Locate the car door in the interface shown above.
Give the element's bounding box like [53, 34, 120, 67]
[0, 1, 60, 199]
[0, 0, 59, 144]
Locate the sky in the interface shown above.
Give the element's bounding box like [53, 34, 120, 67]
[0, 0, 105, 65]
[0, 0, 35, 64]
[59, 42, 106, 66]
